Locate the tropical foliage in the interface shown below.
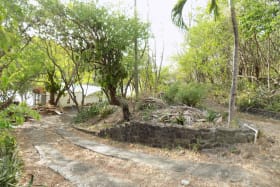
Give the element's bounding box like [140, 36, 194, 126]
[173, 0, 280, 114]
[0, 0, 279, 184]
[0, 130, 22, 187]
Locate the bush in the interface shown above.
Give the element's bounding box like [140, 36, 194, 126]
[0, 130, 22, 186]
[238, 93, 264, 111]
[164, 83, 206, 106]
[74, 102, 114, 123]
[0, 103, 40, 128]
[0, 103, 37, 186]
[237, 86, 280, 113]
[163, 83, 179, 104]
[99, 105, 115, 118]
[175, 83, 206, 106]
[206, 110, 219, 122]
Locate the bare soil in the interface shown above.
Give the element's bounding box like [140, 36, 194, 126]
[13, 104, 280, 187]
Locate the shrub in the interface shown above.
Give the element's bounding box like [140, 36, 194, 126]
[0, 103, 40, 128]
[0, 103, 37, 186]
[0, 130, 22, 186]
[175, 83, 206, 106]
[74, 102, 114, 123]
[206, 110, 219, 122]
[100, 105, 115, 118]
[237, 86, 280, 112]
[175, 112, 185, 125]
[163, 83, 179, 104]
[238, 94, 264, 111]
[164, 83, 206, 106]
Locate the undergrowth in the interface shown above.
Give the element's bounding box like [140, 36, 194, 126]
[163, 82, 207, 107]
[0, 130, 22, 186]
[74, 102, 114, 123]
[238, 85, 280, 113]
[0, 103, 39, 186]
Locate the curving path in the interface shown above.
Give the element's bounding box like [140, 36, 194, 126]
[14, 112, 280, 187]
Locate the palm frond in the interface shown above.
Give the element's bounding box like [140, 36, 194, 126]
[171, 0, 188, 29]
[209, 0, 219, 20]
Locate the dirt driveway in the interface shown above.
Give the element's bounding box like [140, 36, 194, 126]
[14, 111, 280, 187]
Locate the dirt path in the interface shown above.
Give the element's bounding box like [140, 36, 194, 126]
[14, 112, 280, 187]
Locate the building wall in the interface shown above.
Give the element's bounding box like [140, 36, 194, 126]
[58, 92, 101, 107]
[34, 92, 102, 107]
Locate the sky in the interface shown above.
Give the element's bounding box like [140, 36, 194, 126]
[60, 0, 207, 66]
[97, 0, 207, 66]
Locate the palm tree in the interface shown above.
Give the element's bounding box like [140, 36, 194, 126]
[172, 0, 239, 126]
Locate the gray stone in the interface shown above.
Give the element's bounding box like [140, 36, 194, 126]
[97, 121, 255, 149]
[57, 128, 269, 187]
[35, 144, 134, 187]
[181, 179, 190, 186]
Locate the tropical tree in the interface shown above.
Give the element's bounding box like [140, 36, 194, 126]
[30, 0, 149, 117]
[238, 0, 280, 88]
[172, 0, 239, 126]
[175, 12, 232, 84]
[0, 0, 37, 109]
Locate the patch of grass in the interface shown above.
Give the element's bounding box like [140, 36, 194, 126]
[100, 105, 115, 118]
[0, 103, 40, 128]
[0, 130, 22, 186]
[163, 83, 180, 104]
[229, 146, 241, 154]
[237, 86, 280, 113]
[141, 109, 152, 121]
[175, 112, 185, 125]
[74, 102, 114, 124]
[189, 138, 201, 152]
[163, 82, 207, 107]
[206, 110, 219, 122]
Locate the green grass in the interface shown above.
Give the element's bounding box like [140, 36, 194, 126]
[74, 102, 114, 123]
[0, 130, 22, 187]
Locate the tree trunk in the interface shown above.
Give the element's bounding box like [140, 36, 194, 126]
[267, 38, 270, 91]
[54, 88, 66, 106]
[134, 0, 139, 99]
[119, 98, 130, 121]
[49, 91, 55, 105]
[108, 85, 120, 106]
[228, 0, 239, 126]
[106, 85, 130, 121]
[68, 87, 81, 112]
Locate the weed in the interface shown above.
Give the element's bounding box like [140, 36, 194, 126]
[175, 112, 185, 125]
[0, 130, 22, 186]
[206, 110, 218, 122]
[141, 109, 152, 121]
[229, 146, 241, 154]
[189, 138, 201, 152]
[74, 102, 114, 123]
[164, 82, 206, 107]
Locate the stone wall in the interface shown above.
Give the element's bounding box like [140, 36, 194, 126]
[98, 121, 255, 149]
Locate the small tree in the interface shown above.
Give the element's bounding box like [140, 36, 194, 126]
[172, 0, 239, 126]
[32, 0, 149, 118]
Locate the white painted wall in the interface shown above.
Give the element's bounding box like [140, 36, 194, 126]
[58, 92, 102, 107]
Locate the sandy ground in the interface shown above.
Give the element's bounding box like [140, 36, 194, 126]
[13, 108, 280, 187]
